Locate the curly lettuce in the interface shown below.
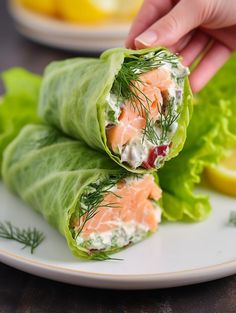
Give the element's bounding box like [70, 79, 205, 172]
[0, 68, 41, 176]
[159, 53, 236, 221]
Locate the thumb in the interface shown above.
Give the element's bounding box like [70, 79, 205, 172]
[135, 0, 203, 49]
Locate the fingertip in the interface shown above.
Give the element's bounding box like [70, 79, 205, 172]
[134, 38, 149, 49]
[180, 31, 211, 67]
[135, 30, 158, 49]
[125, 37, 132, 49]
[181, 55, 192, 67]
[189, 76, 202, 93]
[189, 42, 231, 93]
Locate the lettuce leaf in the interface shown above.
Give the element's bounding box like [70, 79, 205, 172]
[196, 54, 236, 137]
[0, 68, 41, 176]
[159, 53, 236, 221]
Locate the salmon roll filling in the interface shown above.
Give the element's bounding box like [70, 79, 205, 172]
[106, 50, 189, 169]
[71, 174, 162, 252]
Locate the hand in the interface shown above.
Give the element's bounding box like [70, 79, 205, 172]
[126, 0, 236, 92]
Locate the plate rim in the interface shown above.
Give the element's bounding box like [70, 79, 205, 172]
[1, 185, 236, 288]
[1, 247, 236, 282]
[9, 0, 130, 37]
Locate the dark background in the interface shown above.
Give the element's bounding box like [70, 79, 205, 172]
[0, 0, 236, 312]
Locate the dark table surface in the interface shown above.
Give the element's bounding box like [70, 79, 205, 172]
[0, 1, 236, 312]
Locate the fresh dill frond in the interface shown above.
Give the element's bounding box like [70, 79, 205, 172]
[0, 221, 45, 254]
[111, 50, 180, 146]
[75, 173, 128, 236]
[90, 250, 123, 261]
[112, 50, 178, 115]
[158, 97, 180, 143]
[143, 97, 180, 145]
[112, 64, 151, 116]
[228, 211, 236, 227]
[142, 115, 160, 145]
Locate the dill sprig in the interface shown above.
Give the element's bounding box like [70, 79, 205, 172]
[75, 173, 128, 236]
[111, 50, 180, 145]
[112, 64, 151, 115]
[159, 105, 179, 143]
[0, 221, 45, 254]
[144, 97, 180, 145]
[89, 251, 123, 261]
[112, 51, 178, 113]
[228, 211, 236, 227]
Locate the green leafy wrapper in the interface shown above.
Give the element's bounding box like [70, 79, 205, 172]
[39, 47, 193, 173]
[2, 124, 160, 260]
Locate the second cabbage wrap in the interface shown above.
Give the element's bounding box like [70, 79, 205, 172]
[2, 124, 162, 260]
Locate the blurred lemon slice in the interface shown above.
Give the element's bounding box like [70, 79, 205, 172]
[20, 0, 56, 15]
[205, 149, 236, 197]
[115, 0, 143, 20]
[58, 0, 116, 24]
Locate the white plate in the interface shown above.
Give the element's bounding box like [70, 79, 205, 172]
[0, 182, 236, 289]
[9, 0, 130, 52]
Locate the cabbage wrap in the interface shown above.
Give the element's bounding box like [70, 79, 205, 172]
[2, 124, 162, 260]
[39, 47, 193, 172]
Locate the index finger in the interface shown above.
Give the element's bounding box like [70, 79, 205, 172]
[125, 0, 173, 49]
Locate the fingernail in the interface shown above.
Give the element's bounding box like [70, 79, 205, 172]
[135, 30, 158, 47]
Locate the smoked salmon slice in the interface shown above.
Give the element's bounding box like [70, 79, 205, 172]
[107, 106, 146, 152]
[74, 175, 162, 241]
[107, 67, 172, 153]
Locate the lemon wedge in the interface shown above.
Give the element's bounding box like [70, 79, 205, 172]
[205, 149, 236, 197]
[58, 0, 116, 24]
[115, 0, 143, 20]
[20, 0, 56, 15]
